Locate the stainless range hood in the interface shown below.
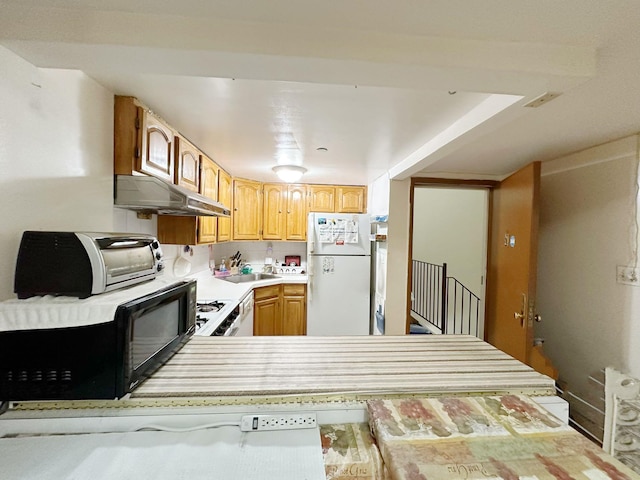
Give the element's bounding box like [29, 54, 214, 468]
[114, 175, 231, 217]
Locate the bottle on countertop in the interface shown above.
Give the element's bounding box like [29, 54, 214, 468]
[220, 258, 227, 272]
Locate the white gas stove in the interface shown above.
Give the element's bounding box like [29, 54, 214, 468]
[194, 291, 254, 337]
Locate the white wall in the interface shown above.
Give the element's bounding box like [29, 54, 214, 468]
[412, 187, 487, 297]
[537, 135, 640, 395]
[0, 47, 115, 300]
[384, 179, 411, 334]
[368, 173, 390, 216]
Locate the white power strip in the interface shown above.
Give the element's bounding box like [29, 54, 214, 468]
[240, 413, 317, 431]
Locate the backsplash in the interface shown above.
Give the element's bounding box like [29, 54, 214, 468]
[113, 211, 307, 276]
[212, 241, 307, 272]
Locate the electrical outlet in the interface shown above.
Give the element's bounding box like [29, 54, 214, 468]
[617, 266, 640, 286]
[240, 413, 317, 431]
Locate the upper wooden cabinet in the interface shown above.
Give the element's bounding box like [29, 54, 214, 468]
[287, 184, 307, 241]
[157, 153, 221, 245]
[308, 185, 336, 212]
[217, 169, 232, 243]
[337, 186, 366, 213]
[114, 96, 175, 182]
[174, 135, 201, 192]
[308, 185, 367, 213]
[262, 184, 307, 241]
[233, 178, 262, 240]
[197, 155, 219, 243]
[262, 183, 287, 241]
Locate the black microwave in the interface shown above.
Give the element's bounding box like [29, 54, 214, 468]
[0, 279, 196, 401]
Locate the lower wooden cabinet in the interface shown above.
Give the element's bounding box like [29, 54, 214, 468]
[254, 283, 306, 336]
[253, 285, 281, 336]
[282, 284, 307, 335]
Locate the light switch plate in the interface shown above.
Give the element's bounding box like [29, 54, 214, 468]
[617, 265, 640, 286]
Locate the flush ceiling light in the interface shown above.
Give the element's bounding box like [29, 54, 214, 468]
[272, 165, 307, 183]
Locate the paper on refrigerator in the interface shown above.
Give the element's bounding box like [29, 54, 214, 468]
[317, 217, 359, 244]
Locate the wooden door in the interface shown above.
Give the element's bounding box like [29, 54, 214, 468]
[486, 162, 556, 377]
[139, 110, 175, 182]
[174, 136, 201, 192]
[217, 169, 232, 242]
[254, 285, 281, 336]
[262, 183, 286, 240]
[198, 155, 219, 243]
[286, 184, 307, 241]
[337, 186, 366, 213]
[283, 284, 306, 335]
[233, 178, 262, 240]
[308, 185, 335, 212]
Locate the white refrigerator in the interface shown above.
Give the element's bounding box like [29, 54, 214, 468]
[306, 213, 371, 335]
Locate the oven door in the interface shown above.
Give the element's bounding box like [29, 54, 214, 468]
[229, 292, 254, 337]
[115, 280, 196, 396]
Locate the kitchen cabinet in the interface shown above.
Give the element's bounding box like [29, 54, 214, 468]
[282, 284, 307, 335]
[217, 169, 232, 242]
[286, 184, 307, 241]
[114, 96, 176, 183]
[196, 155, 219, 243]
[174, 135, 201, 192]
[308, 185, 367, 213]
[232, 178, 262, 240]
[253, 285, 281, 336]
[262, 184, 307, 241]
[308, 185, 336, 212]
[262, 183, 286, 240]
[336, 186, 366, 213]
[254, 284, 307, 336]
[157, 153, 220, 245]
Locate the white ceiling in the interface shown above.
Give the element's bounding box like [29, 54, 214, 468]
[2, 0, 640, 184]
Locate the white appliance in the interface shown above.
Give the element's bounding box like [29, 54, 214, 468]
[194, 291, 254, 337]
[306, 213, 371, 335]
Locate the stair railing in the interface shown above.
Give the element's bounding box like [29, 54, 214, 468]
[411, 260, 481, 335]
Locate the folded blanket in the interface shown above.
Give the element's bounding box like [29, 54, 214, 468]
[321, 423, 390, 480]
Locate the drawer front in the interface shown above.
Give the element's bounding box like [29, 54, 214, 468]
[283, 284, 306, 296]
[254, 284, 281, 301]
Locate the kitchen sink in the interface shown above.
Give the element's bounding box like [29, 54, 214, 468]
[221, 273, 280, 283]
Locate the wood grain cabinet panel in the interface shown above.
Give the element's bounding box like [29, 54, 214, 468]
[157, 154, 220, 245]
[174, 135, 201, 192]
[282, 284, 307, 335]
[308, 185, 336, 213]
[114, 95, 175, 182]
[233, 178, 263, 240]
[217, 169, 232, 242]
[140, 109, 175, 182]
[262, 183, 286, 240]
[336, 186, 366, 213]
[286, 185, 307, 241]
[197, 155, 219, 243]
[262, 184, 307, 241]
[254, 284, 306, 336]
[254, 285, 282, 336]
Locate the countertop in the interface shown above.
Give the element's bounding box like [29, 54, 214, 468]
[132, 335, 556, 400]
[173, 269, 307, 302]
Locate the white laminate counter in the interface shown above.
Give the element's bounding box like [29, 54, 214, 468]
[179, 270, 308, 303]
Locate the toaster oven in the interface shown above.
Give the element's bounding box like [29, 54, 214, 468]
[14, 231, 165, 299]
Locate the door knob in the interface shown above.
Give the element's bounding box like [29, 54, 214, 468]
[534, 314, 542, 322]
[514, 311, 525, 326]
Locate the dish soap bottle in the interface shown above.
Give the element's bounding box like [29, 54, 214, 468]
[220, 258, 227, 272]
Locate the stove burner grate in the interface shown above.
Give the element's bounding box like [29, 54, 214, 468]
[197, 301, 226, 313]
